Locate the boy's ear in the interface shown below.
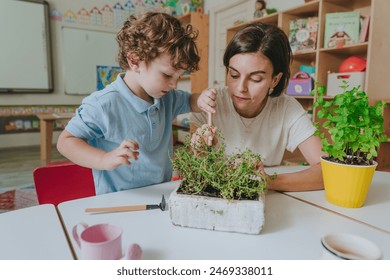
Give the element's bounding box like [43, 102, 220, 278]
[127, 52, 140, 71]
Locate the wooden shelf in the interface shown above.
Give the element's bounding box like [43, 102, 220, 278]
[377, 165, 390, 172]
[319, 42, 368, 55]
[289, 95, 314, 100]
[177, 12, 209, 133]
[178, 12, 209, 94]
[172, 119, 190, 131]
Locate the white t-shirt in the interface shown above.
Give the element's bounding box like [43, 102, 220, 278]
[191, 87, 316, 166]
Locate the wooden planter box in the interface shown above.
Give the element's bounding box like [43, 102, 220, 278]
[169, 187, 265, 235]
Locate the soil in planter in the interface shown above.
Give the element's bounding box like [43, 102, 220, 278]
[177, 181, 260, 201]
[324, 155, 375, 166]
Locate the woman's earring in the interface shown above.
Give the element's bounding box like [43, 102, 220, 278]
[268, 88, 274, 96]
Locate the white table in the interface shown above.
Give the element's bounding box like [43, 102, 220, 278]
[57, 181, 390, 260]
[0, 204, 74, 259]
[267, 166, 390, 234]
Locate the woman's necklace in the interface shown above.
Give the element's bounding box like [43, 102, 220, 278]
[236, 98, 267, 132]
[239, 115, 257, 131]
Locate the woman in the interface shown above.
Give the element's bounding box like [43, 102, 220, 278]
[191, 22, 324, 191]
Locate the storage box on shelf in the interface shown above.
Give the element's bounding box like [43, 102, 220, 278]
[326, 71, 365, 96]
[225, 0, 390, 169]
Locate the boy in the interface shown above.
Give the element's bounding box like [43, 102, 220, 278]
[57, 12, 216, 194]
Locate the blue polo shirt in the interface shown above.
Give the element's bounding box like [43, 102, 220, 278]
[65, 73, 191, 194]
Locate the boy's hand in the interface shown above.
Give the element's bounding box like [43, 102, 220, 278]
[197, 88, 217, 113]
[100, 139, 140, 170]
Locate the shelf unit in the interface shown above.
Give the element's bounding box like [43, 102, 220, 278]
[172, 119, 190, 145]
[179, 12, 209, 94]
[174, 12, 209, 139]
[226, 0, 390, 170]
[0, 105, 78, 135]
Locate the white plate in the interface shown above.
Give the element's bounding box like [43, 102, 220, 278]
[321, 233, 382, 260]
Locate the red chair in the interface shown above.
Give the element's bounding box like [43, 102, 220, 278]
[33, 161, 96, 206]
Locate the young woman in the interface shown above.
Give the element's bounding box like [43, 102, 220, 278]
[192, 22, 325, 191]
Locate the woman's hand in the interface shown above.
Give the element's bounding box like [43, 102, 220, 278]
[99, 139, 140, 170]
[256, 162, 276, 188]
[197, 88, 217, 113]
[190, 124, 218, 155]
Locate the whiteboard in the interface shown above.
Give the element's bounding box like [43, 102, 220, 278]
[62, 28, 120, 95]
[0, 0, 53, 93]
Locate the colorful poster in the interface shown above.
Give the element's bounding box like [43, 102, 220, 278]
[96, 65, 121, 90]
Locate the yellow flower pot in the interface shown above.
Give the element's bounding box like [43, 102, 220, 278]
[320, 157, 377, 208]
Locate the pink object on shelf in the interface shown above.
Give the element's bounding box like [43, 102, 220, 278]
[286, 71, 313, 96]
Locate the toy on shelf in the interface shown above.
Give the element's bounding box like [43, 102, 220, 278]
[254, 0, 268, 18]
[339, 56, 367, 73]
[287, 71, 313, 96]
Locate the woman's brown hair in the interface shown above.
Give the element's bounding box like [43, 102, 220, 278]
[223, 22, 292, 97]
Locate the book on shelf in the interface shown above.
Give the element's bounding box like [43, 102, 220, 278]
[359, 15, 370, 43]
[288, 17, 318, 53]
[324, 11, 360, 48]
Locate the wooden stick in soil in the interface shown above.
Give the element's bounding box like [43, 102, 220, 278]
[207, 111, 213, 146]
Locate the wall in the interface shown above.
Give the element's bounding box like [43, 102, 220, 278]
[0, 0, 119, 147]
[0, 0, 122, 107]
[0, 0, 191, 148]
[264, 0, 304, 12]
[204, 0, 304, 14]
[0, 0, 303, 148]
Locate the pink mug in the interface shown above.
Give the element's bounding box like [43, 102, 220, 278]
[72, 223, 142, 260]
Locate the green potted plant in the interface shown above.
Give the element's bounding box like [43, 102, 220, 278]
[169, 129, 269, 234]
[312, 82, 387, 208]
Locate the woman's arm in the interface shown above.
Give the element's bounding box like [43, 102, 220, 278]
[266, 135, 325, 192]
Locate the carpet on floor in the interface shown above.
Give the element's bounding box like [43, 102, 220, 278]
[0, 186, 38, 213]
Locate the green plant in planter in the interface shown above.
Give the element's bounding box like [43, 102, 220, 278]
[171, 129, 268, 200]
[312, 81, 387, 165]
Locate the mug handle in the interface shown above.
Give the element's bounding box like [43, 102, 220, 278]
[72, 222, 89, 248]
[122, 243, 142, 260]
